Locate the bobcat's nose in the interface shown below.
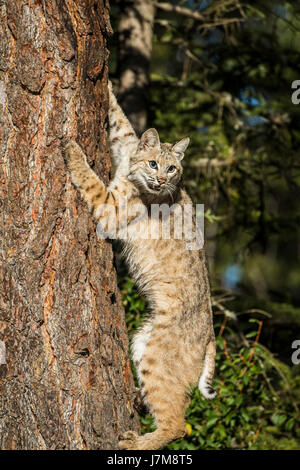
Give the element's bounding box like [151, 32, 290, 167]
[157, 177, 166, 185]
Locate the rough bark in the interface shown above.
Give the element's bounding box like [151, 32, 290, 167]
[0, 0, 139, 450]
[116, 0, 155, 135]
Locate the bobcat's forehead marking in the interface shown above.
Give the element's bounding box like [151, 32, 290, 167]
[158, 143, 178, 164]
[160, 143, 173, 155]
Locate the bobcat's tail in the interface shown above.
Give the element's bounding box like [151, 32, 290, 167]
[198, 338, 217, 400]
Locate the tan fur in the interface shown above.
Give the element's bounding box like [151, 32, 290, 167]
[62, 84, 216, 450]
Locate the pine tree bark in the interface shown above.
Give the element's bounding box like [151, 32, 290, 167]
[0, 0, 139, 450]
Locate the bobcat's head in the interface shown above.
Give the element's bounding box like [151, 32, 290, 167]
[128, 128, 189, 200]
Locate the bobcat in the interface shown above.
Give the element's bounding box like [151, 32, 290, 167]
[62, 82, 216, 450]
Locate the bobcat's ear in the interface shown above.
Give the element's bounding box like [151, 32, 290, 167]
[139, 128, 160, 151]
[172, 137, 190, 160]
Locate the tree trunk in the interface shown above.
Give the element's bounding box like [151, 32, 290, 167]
[0, 0, 139, 450]
[116, 0, 155, 135]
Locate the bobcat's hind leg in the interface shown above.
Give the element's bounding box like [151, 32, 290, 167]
[198, 337, 216, 400]
[119, 331, 188, 450]
[119, 383, 187, 450]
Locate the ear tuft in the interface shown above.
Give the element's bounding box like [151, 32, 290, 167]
[139, 128, 160, 151]
[172, 137, 190, 160]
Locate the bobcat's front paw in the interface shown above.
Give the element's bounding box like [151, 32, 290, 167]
[62, 139, 87, 169]
[119, 430, 139, 450]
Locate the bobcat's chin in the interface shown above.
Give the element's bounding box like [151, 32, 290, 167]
[145, 184, 172, 199]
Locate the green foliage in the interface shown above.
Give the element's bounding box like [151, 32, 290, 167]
[120, 276, 147, 336]
[175, 330, 300, 450]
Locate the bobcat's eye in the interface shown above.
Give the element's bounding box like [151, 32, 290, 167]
[149, 160, 157, 169]
[168, 165, 176, 173]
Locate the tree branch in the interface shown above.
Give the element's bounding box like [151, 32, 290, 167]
[190, 158, 232, 169]
[154, 1, 245, 31]
[154, 2, 205, 21]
